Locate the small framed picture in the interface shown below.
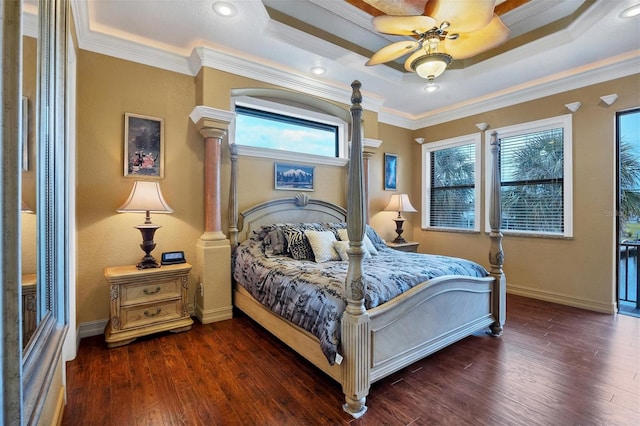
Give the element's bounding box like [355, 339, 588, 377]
[384, 153, 397, 191]
[124, 113, 164, 179]
[275, 163, 314, 191]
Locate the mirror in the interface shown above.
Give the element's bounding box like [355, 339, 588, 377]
[19, 0, 70, 422]
[22, 6, 38, 349]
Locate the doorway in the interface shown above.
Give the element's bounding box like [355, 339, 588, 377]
[617, 108, 640, 317]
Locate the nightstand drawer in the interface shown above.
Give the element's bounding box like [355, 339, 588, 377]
[120, 299, 183, 330]
[105, 263, 193, 347]
[121, 279, 181, 306]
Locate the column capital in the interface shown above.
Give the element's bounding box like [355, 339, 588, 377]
[199, 127, 227, 140]
[189, 105, 235, 134]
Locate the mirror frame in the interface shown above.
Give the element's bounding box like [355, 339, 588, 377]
[23, 0, 69, 423]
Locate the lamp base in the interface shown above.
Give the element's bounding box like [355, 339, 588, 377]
[392, 218, 406, 244]
[135, 224, 161, 269]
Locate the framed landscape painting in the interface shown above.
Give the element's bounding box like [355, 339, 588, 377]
[124, 113, 164, 179]
[275, 163, 314, 191]
[384, 153, 397, 190]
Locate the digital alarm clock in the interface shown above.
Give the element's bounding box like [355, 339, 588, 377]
[161, 251, 186, 265]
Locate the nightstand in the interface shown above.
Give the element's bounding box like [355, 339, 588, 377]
[386, 241, 420, 253]
[104, 263, 193, 348]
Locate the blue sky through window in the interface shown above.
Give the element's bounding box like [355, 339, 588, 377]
[235, 113, 337, 157]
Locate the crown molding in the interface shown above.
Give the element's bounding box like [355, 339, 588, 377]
[189, 46, 384, 113]
[409, 52, 640, 130]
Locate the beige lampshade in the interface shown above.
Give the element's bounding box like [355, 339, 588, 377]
[384, 194, 417, 214]
[117, 181, 173, 214]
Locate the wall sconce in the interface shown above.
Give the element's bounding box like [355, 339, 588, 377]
[600, 94, 618, 106]
[383, 193, 417, 244]
[117, 181, 173, 269]
[564, 102, 581, 113]
[475, 123, 489, 131]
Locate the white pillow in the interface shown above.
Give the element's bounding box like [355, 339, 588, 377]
[304, 230, 340, 263]
[336, 228, 378, 255]
[333, 240, 372, 261]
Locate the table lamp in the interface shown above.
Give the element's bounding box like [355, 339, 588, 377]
[117, 181, 173, 269]
[383, 193, 417, 244]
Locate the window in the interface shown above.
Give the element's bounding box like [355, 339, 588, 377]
[232, 96, 347, 164]
[422, 134, 481, 231]
[487, 114, 573, 237]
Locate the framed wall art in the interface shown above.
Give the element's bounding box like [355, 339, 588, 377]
[124, 112, 164, 179]
[384, 152, 397, 191]
[275, 163, 314, 191]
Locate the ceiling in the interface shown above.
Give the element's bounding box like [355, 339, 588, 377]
[24, 0, 640, 129]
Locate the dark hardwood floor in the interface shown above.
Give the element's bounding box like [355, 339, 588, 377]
[62, 295, 639, 425]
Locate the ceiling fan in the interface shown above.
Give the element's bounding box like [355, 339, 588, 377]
[365, 0, 510, 81]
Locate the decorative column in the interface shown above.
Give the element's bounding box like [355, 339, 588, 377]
[200, 127, 227, 241]
[488, 131, 506, 336]
[190, 106, 235, 324]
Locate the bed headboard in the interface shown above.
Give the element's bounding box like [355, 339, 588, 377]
[231, 193, 347, 246]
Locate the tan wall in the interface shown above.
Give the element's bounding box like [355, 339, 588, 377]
[75, 52, 410, 325]
[412, 74, 640, 313]
[76, 51, 201, 324]
[369, 123, 417, 242]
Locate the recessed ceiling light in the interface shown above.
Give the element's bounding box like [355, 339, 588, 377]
[310, 66, 326, 75]
[212, 1, 237, 17]
[619, 4, 640, 18]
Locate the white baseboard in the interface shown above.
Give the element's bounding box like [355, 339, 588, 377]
[195, 304, 233, 324]
[78, 319, 109, 339]
[507, 284, 616, 314]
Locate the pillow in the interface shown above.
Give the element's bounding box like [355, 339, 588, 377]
[283, 226, 314, 260]
[366, 225, 387, 250]
[304, 230, 340, 263]
[333, 240, 372, 261]
[336, 229, 378, 255]
[262, 226, 287, 257]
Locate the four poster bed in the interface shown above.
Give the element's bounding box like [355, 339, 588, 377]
[228, 81, 506, 418]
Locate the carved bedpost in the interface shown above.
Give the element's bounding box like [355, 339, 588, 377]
[488, 131, 506, 336]
[228, 143, 239, 251]
[342, 80, 370, 419]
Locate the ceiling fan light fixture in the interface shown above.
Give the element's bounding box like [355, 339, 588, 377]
[411, 53, 452, 80]
[423, 81, 440, 93]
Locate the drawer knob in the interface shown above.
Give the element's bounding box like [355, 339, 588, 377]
[143, 308, 161, 317]
[143, 286, 161, 295]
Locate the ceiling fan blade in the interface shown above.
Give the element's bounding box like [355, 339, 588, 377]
[404, 49, 426, 72]
[424, 0, 496, 33]
[372, 15, 436, 35]
[366, 40, 421, 65]
[440, 15, 510, 59]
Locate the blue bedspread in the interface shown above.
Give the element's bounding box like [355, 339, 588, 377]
[233, 225, 488, 365]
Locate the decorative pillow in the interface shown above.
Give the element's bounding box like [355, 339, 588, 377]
[333, 240, 372, 261]
[336, 229, 378, 255]
[366, 225, 387, 250]
[304, 230, 340, 263]
[283, 227, 314, 260]
[263, 226, 287, 257]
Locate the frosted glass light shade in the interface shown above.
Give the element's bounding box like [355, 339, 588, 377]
[411, 53, 452, 79]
